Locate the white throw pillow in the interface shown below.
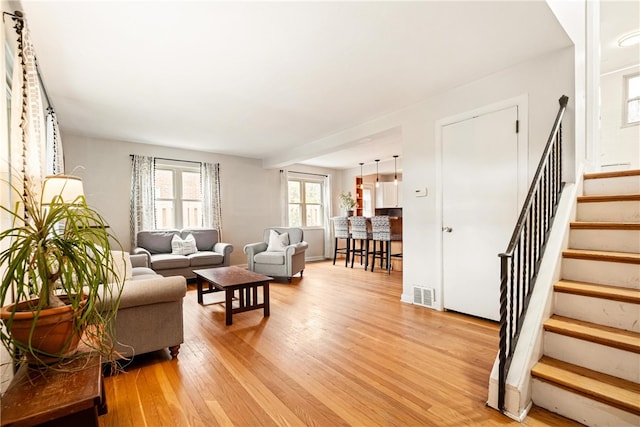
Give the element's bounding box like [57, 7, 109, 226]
[266, 230, 289, 252]
[172, 234, 198, 255]
[109, 250, 132, 282]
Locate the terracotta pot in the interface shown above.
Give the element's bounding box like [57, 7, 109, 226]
[0, 296, 86, 363]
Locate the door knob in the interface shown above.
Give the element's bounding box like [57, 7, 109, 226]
[442, 227, 453, 233]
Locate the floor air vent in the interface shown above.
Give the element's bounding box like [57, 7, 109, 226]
[413, 286, 435, 307]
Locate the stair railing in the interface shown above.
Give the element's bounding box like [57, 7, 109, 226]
[497, 95, 569, 411]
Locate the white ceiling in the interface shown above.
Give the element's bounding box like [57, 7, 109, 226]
[600, 0, 640, 75]
[15, 1, 578, 170]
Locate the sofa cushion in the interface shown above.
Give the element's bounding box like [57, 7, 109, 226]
[181, 229, 218, 251]
[108, 250, 133, 282]
[187, 251, 224, 267]
[267, 230, 289, 252]
[138, 230, 179, 254]
[171, 234, 197, 255]
[254, 251, 285, 265]
[117, 276, 187, 310]
[131, 267, 157, 277]
[150, 254, 191, 270]
[129, 272, 161, 281]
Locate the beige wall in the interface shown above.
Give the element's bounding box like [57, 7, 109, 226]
[62, 134, 336, 264]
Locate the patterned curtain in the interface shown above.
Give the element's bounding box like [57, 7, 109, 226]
[46, 109, 64, 175]
[322, 174, 332, 258]
[130, 155, 155, 247]
[9, 16, 46, 197]
[280, 169, 289, 226]
[201, 162, 222, 237]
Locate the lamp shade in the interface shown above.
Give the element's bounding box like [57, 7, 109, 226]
[42, 175, 85, 205]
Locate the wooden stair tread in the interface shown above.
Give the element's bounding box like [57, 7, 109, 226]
[554, 280, 640, 304]
[563, 249, 640, 264]
[577, 194, 640, 203]
[584, 170, 640, 180]
[570, 221, 640, 230]
[532, 356, 640, 415]
[544, 315, 640, 353]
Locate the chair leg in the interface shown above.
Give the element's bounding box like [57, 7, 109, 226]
[345, 238, 350, 267]
[350, 239, 356, 268]
[333, 237, 338, 265]
[386, 241, 391, 274]
[370, 241, 376, 272]
[364, 239, 369, 271]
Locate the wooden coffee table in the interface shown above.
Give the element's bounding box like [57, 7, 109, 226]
[193, 267, 272, 325]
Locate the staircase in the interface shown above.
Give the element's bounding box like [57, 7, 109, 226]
[530, 170, 640, 426]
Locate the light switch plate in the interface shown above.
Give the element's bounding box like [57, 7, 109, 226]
[415, 188, 427, 197]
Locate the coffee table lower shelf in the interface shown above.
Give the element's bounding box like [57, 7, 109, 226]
[194, 267, 272, 325]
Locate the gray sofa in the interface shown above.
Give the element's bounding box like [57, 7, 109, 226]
[108, 254, 187, 360]
[133, 228, 233, 279]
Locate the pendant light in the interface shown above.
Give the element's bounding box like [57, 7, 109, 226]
[359, 162, 364, 189]
[375, 159, 380, 188]
[393, 155, 398, 185]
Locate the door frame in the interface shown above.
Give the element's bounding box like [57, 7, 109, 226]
[433, 94, 529, 312]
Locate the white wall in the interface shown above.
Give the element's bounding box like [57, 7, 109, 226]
[62, 134, 336, 264]
[0, 0, 14, 394]
[402, 48, 574, 305]
[315, 48, 574, 306]
[600, 66, 640, 170]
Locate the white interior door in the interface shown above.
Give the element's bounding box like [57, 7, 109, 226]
[442, 106, 519, 321]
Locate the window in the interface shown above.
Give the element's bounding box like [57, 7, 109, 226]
[154, 162, 203, 229]
[362, 186, 372, 217]
[624, 73, 640, 126]
[288, 178, 324, 227]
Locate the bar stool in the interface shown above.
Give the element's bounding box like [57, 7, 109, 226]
[370, 215, 401, 274]
[332, 217, 351, 267]
[348, 216, 370, 269]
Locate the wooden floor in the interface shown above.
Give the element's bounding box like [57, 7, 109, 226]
[99, 260, 581, 426]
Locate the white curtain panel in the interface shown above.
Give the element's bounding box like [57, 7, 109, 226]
[201, 162, 222, 237]
[129, 155, 155, 247]
[9, 20, 46, 196]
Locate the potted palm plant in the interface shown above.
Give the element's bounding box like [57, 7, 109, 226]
[0, 175, 125, 365]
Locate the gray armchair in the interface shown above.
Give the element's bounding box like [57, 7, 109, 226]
[243, 227, 308, 281]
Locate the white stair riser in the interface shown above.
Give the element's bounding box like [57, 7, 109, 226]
[554, 292, 640, 332]
[577, 201, 640, 223]
[562, 258, 640, 289]
[570, 229, 640, 253]
[532, 379, 640, 427]
[543, 332, 639, 382]
[583, 175, 640, 196]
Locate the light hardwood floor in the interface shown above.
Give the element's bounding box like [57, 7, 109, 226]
[100, 260, 580, 426]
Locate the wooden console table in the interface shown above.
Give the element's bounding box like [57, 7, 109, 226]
[1, 354, 106, 426]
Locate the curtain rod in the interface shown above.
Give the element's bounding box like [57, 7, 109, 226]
[283, 170, 328, 178]
[129, 154, 201, 165]
[4, 10, 53, 111]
